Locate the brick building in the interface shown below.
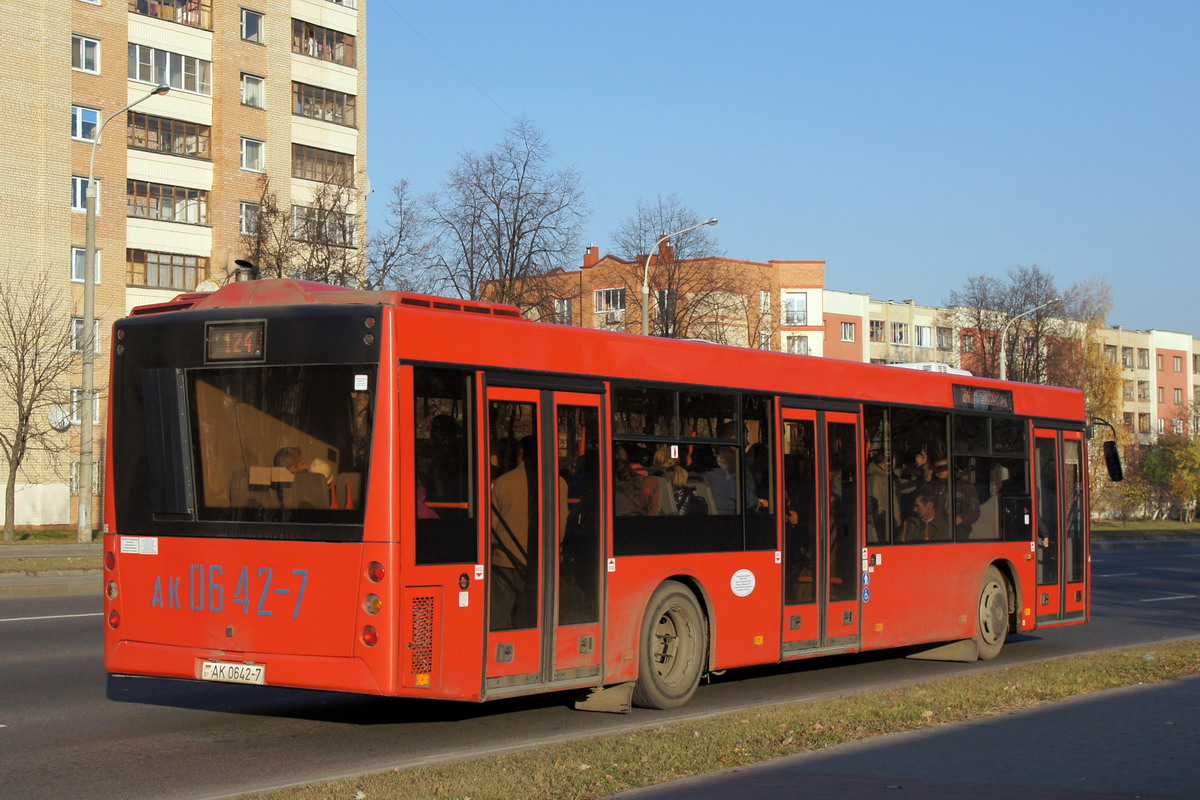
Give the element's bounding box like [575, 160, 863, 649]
[0, 0, 367, 527]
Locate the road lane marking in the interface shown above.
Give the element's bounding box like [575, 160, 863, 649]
[0, 612, 103, 623]
[1096, 572, 1137, 577]
[1140, 595, 1197, 603]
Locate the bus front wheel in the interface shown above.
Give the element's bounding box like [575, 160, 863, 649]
[632, 581, 706, 709]
[974, 566, 1009, 660]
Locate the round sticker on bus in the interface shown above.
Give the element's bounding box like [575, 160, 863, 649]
[730, 569, 756, 597]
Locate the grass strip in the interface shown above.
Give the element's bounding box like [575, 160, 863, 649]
[0, 556, 101, 574]
[248, 638, 1200, 800]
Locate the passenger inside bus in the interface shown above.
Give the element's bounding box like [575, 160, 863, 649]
[900, 482, 951, 542]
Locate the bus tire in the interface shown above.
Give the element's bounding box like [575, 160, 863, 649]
[632, 581, 706, 709]
[974, 566, 1009, 660]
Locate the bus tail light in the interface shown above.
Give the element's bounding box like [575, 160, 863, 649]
[367, 561, 385, 582]
[361, 625, 378, 647]
[106, 581, 118, 600]
[364, 593, 382, 615]
[108, 609, 120, 629]
[104, 551, 116, 571]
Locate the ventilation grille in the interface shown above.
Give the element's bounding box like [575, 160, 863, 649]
[409, 595, 436, 675]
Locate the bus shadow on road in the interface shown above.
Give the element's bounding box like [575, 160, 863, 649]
[104, 673, 581, 724]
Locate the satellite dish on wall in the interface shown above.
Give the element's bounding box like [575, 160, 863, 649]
[48, 405, 71, 433]
[196, 279, 220, 292]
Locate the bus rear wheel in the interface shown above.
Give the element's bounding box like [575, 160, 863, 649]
[974, 566, 1009, 660]
[632, 581, 706, 709]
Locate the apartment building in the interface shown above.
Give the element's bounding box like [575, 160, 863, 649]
[1, 0, 366, 527]
[866, 298, 959, 369]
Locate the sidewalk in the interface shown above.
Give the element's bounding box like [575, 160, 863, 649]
[0, 542, 102, 598]
[615, 674, 1200, 799]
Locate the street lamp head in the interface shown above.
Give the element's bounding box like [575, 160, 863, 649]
[151, 83, 170, 96]
[703, 217, 718, 226]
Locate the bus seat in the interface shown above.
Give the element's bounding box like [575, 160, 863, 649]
[285, 471, 329, 509]
[334, 472, 362, 510]
[229, 470, 279, 509]
[646, 476, 678, 515]
[687, 476, 718, 515]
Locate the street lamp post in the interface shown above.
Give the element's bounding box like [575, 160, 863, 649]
[641, 217, 718, 336]
[78, 83, 168, 543]
[998, 298, 1057, 382]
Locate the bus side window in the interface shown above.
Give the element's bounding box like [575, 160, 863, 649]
[413, 368, 475, 565]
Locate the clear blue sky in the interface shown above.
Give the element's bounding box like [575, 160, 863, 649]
[366, 1, 1199, 335]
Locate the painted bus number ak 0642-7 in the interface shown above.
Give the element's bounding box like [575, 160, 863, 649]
[150, 565, 309, 618]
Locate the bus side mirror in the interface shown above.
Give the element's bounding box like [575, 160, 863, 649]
[1103, 440, 1124, 482]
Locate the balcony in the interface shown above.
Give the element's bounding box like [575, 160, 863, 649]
[129, 0, 212, 31]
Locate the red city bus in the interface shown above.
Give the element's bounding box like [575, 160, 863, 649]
[103, 279, 1099, 710]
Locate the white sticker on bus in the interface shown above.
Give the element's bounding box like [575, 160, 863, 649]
[120, 536, 158, 555]
[730, 569, 755, 597]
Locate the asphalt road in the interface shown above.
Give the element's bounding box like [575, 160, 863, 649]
[1, 545, 1197, 800]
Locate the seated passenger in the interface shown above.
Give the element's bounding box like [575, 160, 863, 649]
[901, 482, 951, 542]
[613, 458, 653, 516]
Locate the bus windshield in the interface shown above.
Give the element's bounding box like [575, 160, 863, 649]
[189, 364, 374, 524]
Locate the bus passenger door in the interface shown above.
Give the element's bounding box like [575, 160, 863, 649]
[484, 386, 604, 690]
[485, 388, 545, 683]
[781, 408, 861, 653]
[1034, 429, 1087, 625]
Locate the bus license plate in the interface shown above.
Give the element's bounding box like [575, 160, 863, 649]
[200, 661, 266, 685]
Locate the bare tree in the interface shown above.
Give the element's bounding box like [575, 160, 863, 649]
[610, 194, 737, 339]
[942, 274, 1008, 378]
[364, 179, 436, 292]
[241, 170, 365, 286]
[424, 118, 589, 308]
[0, 273, 73, 541]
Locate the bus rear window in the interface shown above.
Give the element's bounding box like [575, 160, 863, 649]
[189, 365, 374, 524]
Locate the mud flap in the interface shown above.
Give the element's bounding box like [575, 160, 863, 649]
[574, 681, 636, 713]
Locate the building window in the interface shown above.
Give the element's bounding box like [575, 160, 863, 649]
[241, 8, 264, 42]
[1122, 380, 1134, 399]
[1157, 418, 1165, 434]
[71, 247, 101, 284]
[1194, 355, 1200, 373]
[783, 292, 807, 326]
[126, 249, 210, 291]
[1138, 380, 1150, 400]
[72, 35, 100, 74]
[869, 320, 884, 342]
[962, 334, 975, 354]
[128, 113, 211, 159]
[1157, 387, 1164, 403]
[292, 19, 356, 67]
[71, 176, 99, 213]
[291, 143, 353, 183]
[70, 388, 101, 427]
[70, 318, 101, 354]
[841, 322, 855, 342]
[1121, 347, 1133, 367]
[1138, 348, 1150, 368]
[126, 180, 208, 225]
[241, 74, 265, 108]
[785, 335, 809, 356]
[759, 332, 771, 350]
[594, 287, 625, 313]
[1173, 419, 1184, 435]
[1122, 412, 1134, 429]
[1157, 354, 1164, 370]
[241, 138, 265, 172]
[1138, 413, 1151, 433]
[937, 327, 952, 350]
[292, 82, 357, 127]
[759, 290, 770, 314]
[70, 459, 103, 496]
[914, 325, 932, 348]
[890, 322, 908, 345]
[1174, 356, 1183, 372]
[1174, 388, 1183, 405]
[553, 297, 573, 325]
[291, 205, 356, 247]
[239, 202, 259, 235]
[128, 0, 212, 30]
[71, 106, 99, 141]
[128, 43, 211, 95]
